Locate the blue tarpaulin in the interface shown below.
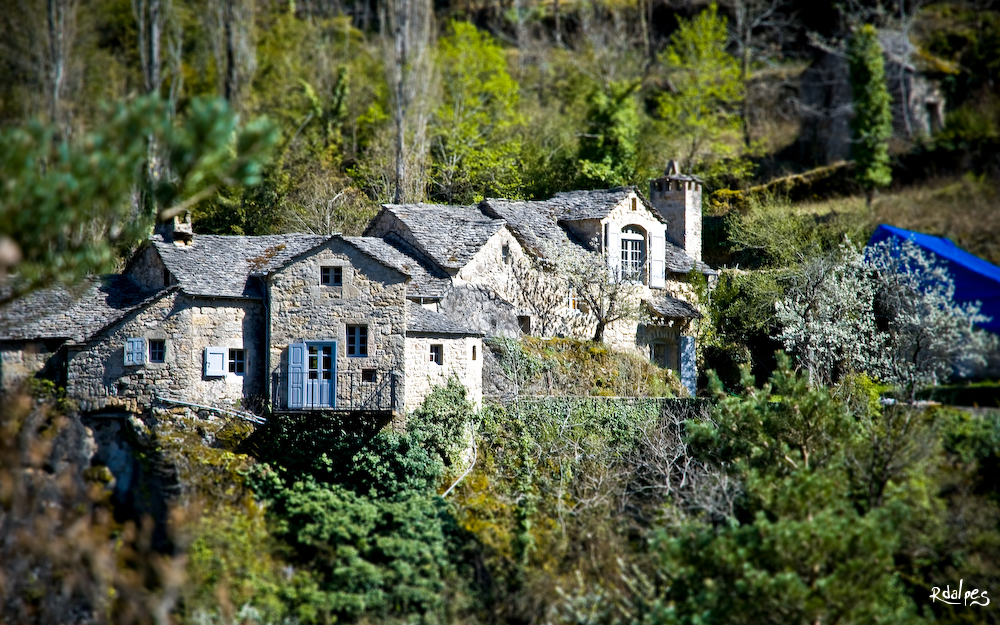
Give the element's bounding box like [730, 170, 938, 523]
[868, 224, 1000, 333]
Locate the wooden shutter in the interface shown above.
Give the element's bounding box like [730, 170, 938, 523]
[124, 338, 145, 366]
[204, 346, 227, 377]
[650, 233, 666, 288]
[287, 343, 306, 409]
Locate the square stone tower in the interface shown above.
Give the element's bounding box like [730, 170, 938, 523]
[648, 160, 703, 264]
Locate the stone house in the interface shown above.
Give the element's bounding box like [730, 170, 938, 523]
[0, 164, 713, 411]
[2, 230, 483, 418]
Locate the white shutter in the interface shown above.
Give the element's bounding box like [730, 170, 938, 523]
[650, 233, 666, 289]
[204, 346, 227, 377]
[124, 338, 145, 366]
[606, 229, 621, 280]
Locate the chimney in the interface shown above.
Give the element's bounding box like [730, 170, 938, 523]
[648, 160, 702, 264]
[155, 211, 194, 245]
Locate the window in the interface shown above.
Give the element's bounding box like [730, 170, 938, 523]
[308, 344, 334, 379]
[321, 266, 343, 286]
[631, 197, 637, 211]
[362, 368, 376, 383]
[472, 345, 477, 361]
[502, 243, 511, 265]
[430, 344, 443, 365]
[347, 325, 368, 357]
[568, 289, 580, 310]
[124, 338, 145, 365]
[229, 348, 246, 374]
[517, 315, 531, 335]
[148, 339, 165, 363]
[621, 225, 645, 281]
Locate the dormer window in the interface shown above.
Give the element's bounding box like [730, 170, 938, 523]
[321, 266, 343, 286]
[621, 225, 646, 281]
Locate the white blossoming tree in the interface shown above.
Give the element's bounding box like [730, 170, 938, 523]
[776, 239, 994, 400]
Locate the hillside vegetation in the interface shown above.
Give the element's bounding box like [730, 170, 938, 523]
[4, 0, 1000, 623]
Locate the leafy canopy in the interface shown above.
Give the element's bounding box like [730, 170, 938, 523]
[576, 80, 641, 188]
[0, 96, 278, 299]
[658, 3, 743, 173]
[431, 21, 522, 203]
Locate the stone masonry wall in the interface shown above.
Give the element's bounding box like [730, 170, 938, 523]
[124, 245, 171, 291]
[1, 340, 64, 394]
[267, 239, 409, 411]
[67, 291, 266, 413]
[404, 335, 483, 411]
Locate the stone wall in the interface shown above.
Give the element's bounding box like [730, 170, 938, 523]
[267, 239, 409, 412]
[1, 339, 66, 394]
[124, 244, 172, 291]
[404, 335, 483, 411]
[67, 291, 266, 413]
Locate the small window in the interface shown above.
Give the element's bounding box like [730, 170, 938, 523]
[362, 368, 376, 383]
[631, 197, 637, 211]
[517, 315, 531, 335]
[502, 243, 511, 265]
[568, 290, 580, 310]
[430, 344, 443, 365]
[321, 266, 343, 286]
[124, 338, 145, 366]
[472, 345, 477, 361]
[347, 325, 368, 357]
[148, 339, 165, 363]
[229, 348, 245, 375]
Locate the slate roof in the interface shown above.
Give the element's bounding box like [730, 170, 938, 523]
[545, 187, 664, 223]
[154, 234, 330, 298]
[665, 245, 718, 276]
[406, 302, 482, 336]
[372, 204, 505, 272]
[0, 276, 167, 342]
[343, 235, 450, 298]
[644, 295, 702, 319]
[479, 199, 585, 255]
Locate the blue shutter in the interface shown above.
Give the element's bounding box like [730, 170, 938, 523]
[680, 336, 697, 397]
[288, 343, 306, 409]
[205, 347, 227, 377]
[650, 233, 665, 288]
[124, 338, 145, 366]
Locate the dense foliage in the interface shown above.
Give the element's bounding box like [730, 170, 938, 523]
[848, 24, 893, 205]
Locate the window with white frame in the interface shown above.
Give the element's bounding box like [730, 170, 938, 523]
[620, 225, 645, 281]
[229, 348, 246, 374]
[347, 325, 368, 357]
[429, 344, 443, 365]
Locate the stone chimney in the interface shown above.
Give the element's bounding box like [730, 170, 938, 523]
[648, 160, 702, 264]
[155, 211, 194, 245]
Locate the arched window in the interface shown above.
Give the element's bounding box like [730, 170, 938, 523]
[621, 225, 645, 281]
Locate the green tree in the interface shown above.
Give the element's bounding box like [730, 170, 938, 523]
[576, 80, 641, 188]
[639, 359, 925, 624]
[0, 96, 278, 301]
[848, 24, 893, 208]
[431, 22, 522, 203]
[658, 4, 743, 172]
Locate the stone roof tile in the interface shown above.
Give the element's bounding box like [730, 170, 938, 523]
[644, 295, 702, 319]
[406, 301, 482, 336]
[0, 276, 165, 342]
[343, 235, 450, 299]
[375, 204, 504, 271]
[154, 234, 330, 298]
